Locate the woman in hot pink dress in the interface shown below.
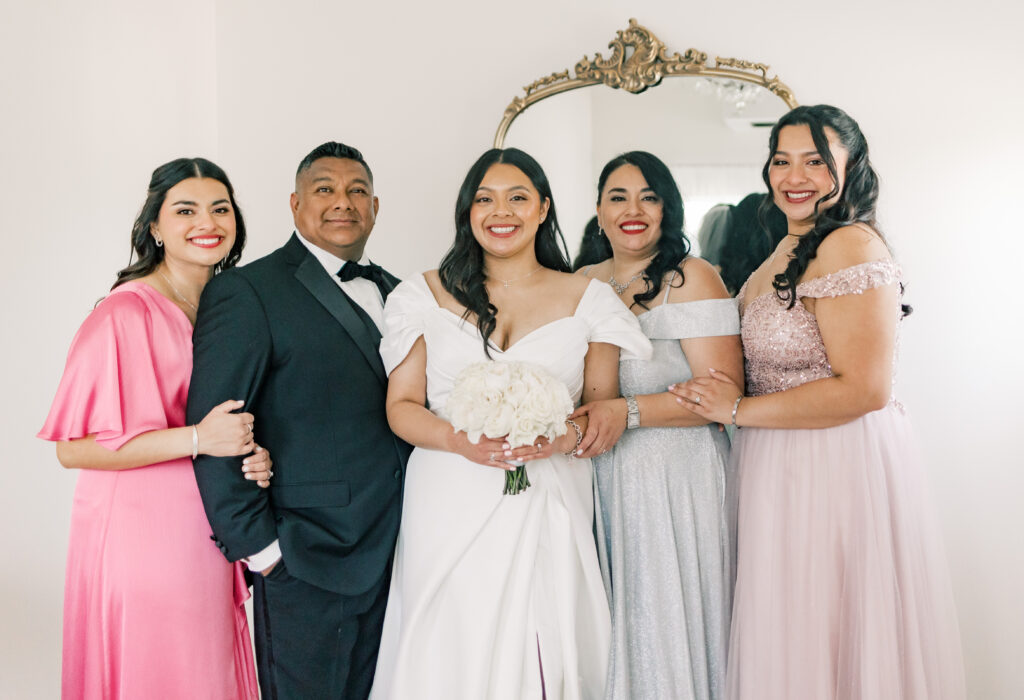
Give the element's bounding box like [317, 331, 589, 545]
[672, 106, 965, 699]
[39, 158, 271, 699]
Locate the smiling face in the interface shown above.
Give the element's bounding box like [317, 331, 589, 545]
[291, 157, 379, 260]
[597, 163, 664, 258]
[769, 124, 849, 229]
[469, 163, 550, 259]
[150, 177, 236, 269]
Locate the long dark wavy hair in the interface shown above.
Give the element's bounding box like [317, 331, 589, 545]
[597, 151, 691, 309]
[718, 192, 788, 295]
[112, 158, 246, 289]
[572, 215, 612, 270]
[765, 104, 910, 316]
[439, 148, 570, 356]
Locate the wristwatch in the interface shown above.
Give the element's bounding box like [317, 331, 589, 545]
[624, 395, 640, 430]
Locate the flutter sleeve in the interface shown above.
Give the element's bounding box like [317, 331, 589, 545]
[379, 276, 434, 375]
[797, 259, 901, 299]
[38, 290, 169, 450]
[577, 280, 653, 361]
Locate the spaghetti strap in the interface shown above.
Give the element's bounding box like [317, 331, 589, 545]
[662, 271, 676, 303]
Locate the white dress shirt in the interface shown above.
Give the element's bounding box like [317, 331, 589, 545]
[244, 233, 385, 573]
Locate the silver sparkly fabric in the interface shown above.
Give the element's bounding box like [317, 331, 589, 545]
[738, 260, 901, 397]
[594, 297, 739, 700]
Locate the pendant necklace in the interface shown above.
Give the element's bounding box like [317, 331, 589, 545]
[608, 271, 645, 295]
[157, 268, 199, 313]
[493, 265, 543, 289]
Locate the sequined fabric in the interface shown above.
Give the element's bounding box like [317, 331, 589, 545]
[737, 260, 901, 397]
[595, 296, 739, 700]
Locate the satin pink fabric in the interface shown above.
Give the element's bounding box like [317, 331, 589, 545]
[40, 282, 257, 700]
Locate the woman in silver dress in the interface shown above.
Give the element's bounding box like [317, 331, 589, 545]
[574, 151, 742, 699]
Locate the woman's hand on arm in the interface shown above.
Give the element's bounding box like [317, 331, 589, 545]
[55, 399, 256, 471]
[670, 231, 898, 429]
[574, 341, 623, 458]
[385, 336, 516, 471]
[241, 444, 273, 488]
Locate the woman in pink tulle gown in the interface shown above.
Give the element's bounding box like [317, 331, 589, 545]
[39, 158, 271, 699]
[672, 105, 965, 699]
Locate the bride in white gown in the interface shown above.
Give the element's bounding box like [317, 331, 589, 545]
[369, 149, 651, 700]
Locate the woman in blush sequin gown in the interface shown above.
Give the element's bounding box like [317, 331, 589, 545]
[574, 152, 742, 700]
[38, 159, 271, 699]
[671, 106, 965, 699]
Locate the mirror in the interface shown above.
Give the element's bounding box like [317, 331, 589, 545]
[494, 19, 798, 279]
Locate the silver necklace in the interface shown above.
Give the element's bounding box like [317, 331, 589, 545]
[493, 266, 543, 289]
[157, 268, 199, 313]
[608, 271, 645, 295]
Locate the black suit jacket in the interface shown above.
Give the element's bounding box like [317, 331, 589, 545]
[187, 233, 410, 596]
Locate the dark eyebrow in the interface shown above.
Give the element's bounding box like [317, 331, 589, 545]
[170, 199, 230, 206]
[476, 185, 530, 192]
[774, 149, 821, 157]
[607, 187, 656, 194]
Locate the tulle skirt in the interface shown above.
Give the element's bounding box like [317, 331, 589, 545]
[725, 403, 965, 699]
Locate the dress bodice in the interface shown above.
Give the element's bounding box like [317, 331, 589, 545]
[379, 275, 651, 413]
[620, 298, 739, 395]
[737, 260, 902, 396]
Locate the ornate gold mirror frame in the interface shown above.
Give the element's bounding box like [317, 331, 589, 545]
[493, 18, 799, 147]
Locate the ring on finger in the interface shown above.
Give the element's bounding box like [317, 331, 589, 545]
[695, 394, 702, 404]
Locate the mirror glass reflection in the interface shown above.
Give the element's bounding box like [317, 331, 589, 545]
[502, 77, 790, 266]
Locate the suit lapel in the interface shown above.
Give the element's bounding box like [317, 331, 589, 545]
[294, 253, 387, 385]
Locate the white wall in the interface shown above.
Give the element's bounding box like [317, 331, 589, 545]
[3, 1, 1021, 697]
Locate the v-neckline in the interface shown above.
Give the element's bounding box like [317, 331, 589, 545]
[421, 275, 600, 354]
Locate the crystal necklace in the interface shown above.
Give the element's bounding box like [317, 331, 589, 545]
[608, 270, 645, 295]
[493, 265, 543, 289]
[157, 268, 199, 313]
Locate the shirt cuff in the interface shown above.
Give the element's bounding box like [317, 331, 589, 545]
[244, 539, 282, 572]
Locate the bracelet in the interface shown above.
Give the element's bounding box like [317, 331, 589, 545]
[731, 396, 743, 426]
[191, 425, 199, 459]
[564, 419, 583, 456]
[624, 395, 640, 430]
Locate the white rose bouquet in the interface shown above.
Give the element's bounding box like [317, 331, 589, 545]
[447, 360, 574, 495]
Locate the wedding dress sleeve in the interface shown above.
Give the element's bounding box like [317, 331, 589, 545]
[379, 276, 433, 375]
[796, 260, 900, 299]
[577, 281, 653, 361]
[38, 288, 170, 450]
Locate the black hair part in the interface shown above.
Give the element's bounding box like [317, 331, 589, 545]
[113, 158, 246, 289]
[439, 148, 570, 356]
[296, 141, 373, 184]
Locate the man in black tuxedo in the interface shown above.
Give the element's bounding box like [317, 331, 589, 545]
[187, 142, 409, 699]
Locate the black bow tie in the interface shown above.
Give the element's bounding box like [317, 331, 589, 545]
[337, 260, 389, 299]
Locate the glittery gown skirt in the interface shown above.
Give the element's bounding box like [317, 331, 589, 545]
[595, 298, 739, 700]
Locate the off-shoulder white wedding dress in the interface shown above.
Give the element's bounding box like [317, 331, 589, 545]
[369, 275, 651, 700]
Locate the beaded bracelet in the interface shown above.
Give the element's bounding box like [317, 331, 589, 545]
[564, 419, 583, 456]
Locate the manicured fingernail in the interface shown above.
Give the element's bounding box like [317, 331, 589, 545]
[667, 384, 675, 390]
[502, 442, 510, 450]
[676, 398, 683, 404]
[503, 450, 512, 457]
[709, 368, 717, 373]
[576, 448, 583, 455]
